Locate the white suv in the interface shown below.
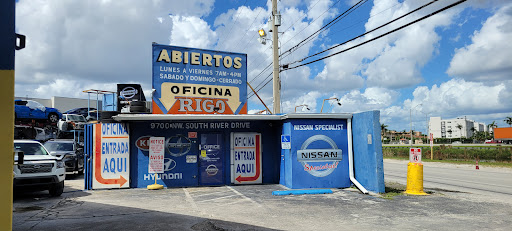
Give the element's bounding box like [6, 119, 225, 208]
[14, 140, 66, 197]
[57, 114, 87, 131]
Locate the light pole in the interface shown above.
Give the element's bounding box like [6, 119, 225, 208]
[257, 0, 281, 114]
[321, 97, 341, 113]
[294, 104, 310, 112]
[410, 103, 422, 147]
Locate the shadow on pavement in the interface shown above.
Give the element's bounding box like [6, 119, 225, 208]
[13, 200, 279, 231]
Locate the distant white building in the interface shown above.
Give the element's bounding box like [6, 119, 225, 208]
[429, 117, 488, 139]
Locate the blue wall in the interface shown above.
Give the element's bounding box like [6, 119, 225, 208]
[128, 120, 281, 188]
[280, 119, 351, 189]
[352, 110, 385, 193]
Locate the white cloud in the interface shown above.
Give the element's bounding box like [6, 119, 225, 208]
[14, 0, 213, 98]
[447, 3, 512, 81]
[332, 87, 399, 113]
[314, 0, 457, 89]
[281, 91, 321, 113]
[381, 79, 512, 131]
[169, 16, 217, 48]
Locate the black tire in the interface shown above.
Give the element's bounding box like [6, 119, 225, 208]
[49, 181, 64, 197]
[130, 106, 145, 112]
[130, 101, 145, 106]
[100, 111, 119, 122]
[48, 113, 59, 123]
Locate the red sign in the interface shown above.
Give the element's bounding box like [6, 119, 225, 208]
[409, 148, 422, 163]
[188, 132, 197, 139]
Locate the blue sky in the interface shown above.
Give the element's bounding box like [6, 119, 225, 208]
[14, 0, 512, 133]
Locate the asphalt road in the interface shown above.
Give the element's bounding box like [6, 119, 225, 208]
[384, 159, 512, 203]
[11, 164, 512, 231]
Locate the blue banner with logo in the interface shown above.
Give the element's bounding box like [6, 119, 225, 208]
[283, 119, 351, 189]
[152, 44, 247, 115]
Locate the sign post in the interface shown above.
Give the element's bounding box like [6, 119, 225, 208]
[147, 137, 165, 190]
[430, 133, 434, 160]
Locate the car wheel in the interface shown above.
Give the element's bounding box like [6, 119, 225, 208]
[49, 181, 64, 197]
[48, 113, 59, 123]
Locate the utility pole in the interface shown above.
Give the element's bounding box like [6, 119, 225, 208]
[410, 109, 413, 147]
[272, 0, 280, 114]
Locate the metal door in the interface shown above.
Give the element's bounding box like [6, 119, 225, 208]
[199, 133, 224, 185]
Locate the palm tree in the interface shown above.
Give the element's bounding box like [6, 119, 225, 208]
[505, 117, 512, 127]
[470, 127, 476, 138]
[380, 124, 388, 142]
[488, 121, 497, 134]
[456, 124, 463, 141]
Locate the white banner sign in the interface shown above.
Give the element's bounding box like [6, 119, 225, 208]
[149, 137, 165, 173]
[231, 132, 262, 184]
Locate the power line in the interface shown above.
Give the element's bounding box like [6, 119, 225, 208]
[288, 0, 440, 65]
[283, 0, 466, 71]
[279, 0, 344, 51]
[248, 72, 273, 99]
[232, 5, 266, 52]
[250, 0, 466, 98]
[217, 0, 249, 49]
[280, 0, 368, 58]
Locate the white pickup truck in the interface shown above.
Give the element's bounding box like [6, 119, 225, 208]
[14, 140, 66, 197]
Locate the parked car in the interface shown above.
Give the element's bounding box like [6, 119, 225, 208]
[86, 110, 102, 121]
[58, 114, 87, 131]
[44, 139, 84, 175]
[64, 107, 96, 118]
[15, 100, 63, 123]
[14, 125, 56, 141]
[13, 140, 66, 197]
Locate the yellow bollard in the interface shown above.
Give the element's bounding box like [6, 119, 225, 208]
[405, 162, 428, 195]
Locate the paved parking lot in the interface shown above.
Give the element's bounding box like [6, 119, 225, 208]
[13, 174, 512, 231]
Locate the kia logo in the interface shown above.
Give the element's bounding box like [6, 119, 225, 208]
[135, 136, 151, 151]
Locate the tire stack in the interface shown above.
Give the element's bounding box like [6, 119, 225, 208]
[100, 111, 119, 123]
[129, 101, 146, 113]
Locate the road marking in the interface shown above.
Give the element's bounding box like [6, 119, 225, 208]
[196, 194, 237, 203]
[226, 186, 262, 207]
[183, 188, 199, 211]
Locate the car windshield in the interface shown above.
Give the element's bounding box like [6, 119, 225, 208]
[14, 143, 49, 155]
[26, 100, 46, 112]
[67, 115, 86, 122]
[44, 142, 74, 152]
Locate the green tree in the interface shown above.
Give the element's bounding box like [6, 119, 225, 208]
[505, 117, 512, 127]
[488, 121, 498, 135]
[470, 127, 476, 138]
[456, 124, 463, 141]
[380, 124, 388, 142]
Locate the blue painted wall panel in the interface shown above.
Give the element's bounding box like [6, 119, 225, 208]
[128, 120, 281, 188]
[280, 122, 291, 185]
[281, 119, 351, 189]
[352, 110, 385, 193]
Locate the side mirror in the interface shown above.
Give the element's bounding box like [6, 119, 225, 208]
[15, 150, 24, 165]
